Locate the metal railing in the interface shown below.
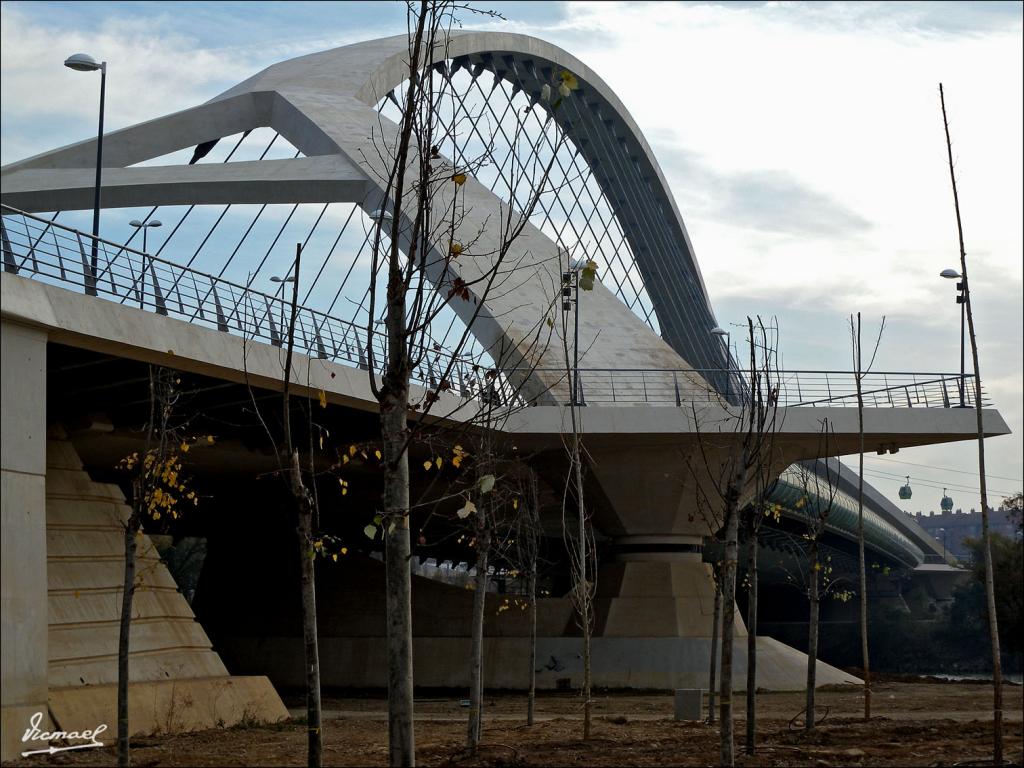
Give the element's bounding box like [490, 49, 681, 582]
[1, 205, 517, 404]
[1, 206, 987, 411]
[506, 367, 985, 408]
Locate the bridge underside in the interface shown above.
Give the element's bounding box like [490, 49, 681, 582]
[6, 288, 1002, 739]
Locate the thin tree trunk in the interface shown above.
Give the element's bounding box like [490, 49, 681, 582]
[117, 509, 140, 768]
[468, 522, 489, 752]
[575, 449, 592, 740]
[281, 245, 322, 768]
[854, 313, 871, 721]
[382, 397, 415, 767]
[527, 566, 537, 726]
[293, 449, 322, 768]
[940, 82, 1002, 768]
[708, 577, 721, 726]
[805, 541, 819, 732]
[745, 531, 758, 755]
[719, 489, 742, 767]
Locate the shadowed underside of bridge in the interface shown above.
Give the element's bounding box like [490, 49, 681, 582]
[0, 30, 1011, 760]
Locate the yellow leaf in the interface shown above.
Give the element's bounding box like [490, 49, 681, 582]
[206, 435, 215, 445]
[450, 242, 463, 256]
[435, 456, 443, 469]
[349, 445, 357, 457]
[452, 173, 467, 186]
[423, 460, 432, 471]
[559, 70, 579, 90]
[452, 456, 462, 469]
[318, 389, 327, 409]
[513, 497, 519, 510]
[375, 449, 382, 460]
[319, 435, 324, 450]
[332, 554, 338, 562]
[341, 547, 348, 555]
[342, 455, 350, 464]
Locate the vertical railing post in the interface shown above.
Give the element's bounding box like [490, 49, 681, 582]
[1, 218, 17, 274]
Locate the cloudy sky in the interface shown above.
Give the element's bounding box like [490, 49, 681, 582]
[2, 1, 1021, 512]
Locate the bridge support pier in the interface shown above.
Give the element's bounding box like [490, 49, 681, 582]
[594, 536, 745, 639]
[1, 320, 52, 760]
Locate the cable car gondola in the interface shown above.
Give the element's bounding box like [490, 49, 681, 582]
[899, 475, 913, 500]
[940, 488, 954, 513]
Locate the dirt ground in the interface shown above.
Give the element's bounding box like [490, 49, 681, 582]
[6, 681, 1022, 767]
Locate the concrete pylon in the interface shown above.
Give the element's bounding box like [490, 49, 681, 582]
[586, 442, 754, 640]
[595, 539, 745, 639]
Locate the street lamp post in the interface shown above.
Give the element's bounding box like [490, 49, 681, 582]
[562, 266, 584, 406]
[128, 219, 162, 254]
[271, 273, 298, 348]
[940, 268, 966, 407]
[937, 527, 947, 560]
[129, 219, 161, 309]
[710, 326, 730, 401]
[65, 53, 107, 297]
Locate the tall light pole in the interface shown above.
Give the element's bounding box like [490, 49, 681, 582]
[940, 268, 966, 407]
[937, 527, 947, 560]
[129, 219, 161, 310]
[128, 219, 162, 254]
[65, 53, 107, 297]
[710, 325, 730, 401]
[562, 266, 583, 406]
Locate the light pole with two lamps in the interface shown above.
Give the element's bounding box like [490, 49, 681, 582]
[940, 268, 966, 407]
[129, 219, 161, 309]
[561, 263, 584, 406]
[64, 52, 107, 296]
[128, 219, 162, 254]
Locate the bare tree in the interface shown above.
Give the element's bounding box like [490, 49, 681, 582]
[939, 82, 1003, 766]
[115, 368, 203, 767]
[690, 316, 782, 766]
[516, 469, 543, 726]
[237, 243, 326, 768]
[849, 311, 885, 722]
[360, 3, 580, 761]
[556, 248, 600, 740]
[777, 439, 852, 732]
[279, 245, 323, 767]
[741, 319, 783, 756]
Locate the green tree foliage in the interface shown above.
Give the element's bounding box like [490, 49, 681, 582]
[960, 530, 1023, 660]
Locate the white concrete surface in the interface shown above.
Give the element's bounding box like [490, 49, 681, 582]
[1, 320, 51, 761]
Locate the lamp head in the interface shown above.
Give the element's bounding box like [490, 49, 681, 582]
[940, 268, 961, 279]
[64, 53, 102, 72]
[710, 326, 728, 337]
[270, 276, 296, 283]
[129, 220, 143, 228]
[148, 220, 162, 228]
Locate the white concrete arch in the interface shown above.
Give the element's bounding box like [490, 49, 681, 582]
[1, 32, 723, 401]
[216, 32, 723, 373]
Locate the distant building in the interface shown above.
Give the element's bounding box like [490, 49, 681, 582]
[910, 507, 1020, 561]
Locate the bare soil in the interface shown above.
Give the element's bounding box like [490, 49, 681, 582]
[6, 681, 1022, 767]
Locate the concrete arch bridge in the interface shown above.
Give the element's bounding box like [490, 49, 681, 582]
[0, 31, 1008, 759]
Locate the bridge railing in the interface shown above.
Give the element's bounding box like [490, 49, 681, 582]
[507, 367, 986, 409]
[1, 206, 986, 411]
[0, 205, 520, 404]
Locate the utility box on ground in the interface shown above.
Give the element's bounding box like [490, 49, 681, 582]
[674, 689, 703, 721]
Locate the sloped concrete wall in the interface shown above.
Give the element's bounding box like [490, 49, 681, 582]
[43, 436, 288, 741]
